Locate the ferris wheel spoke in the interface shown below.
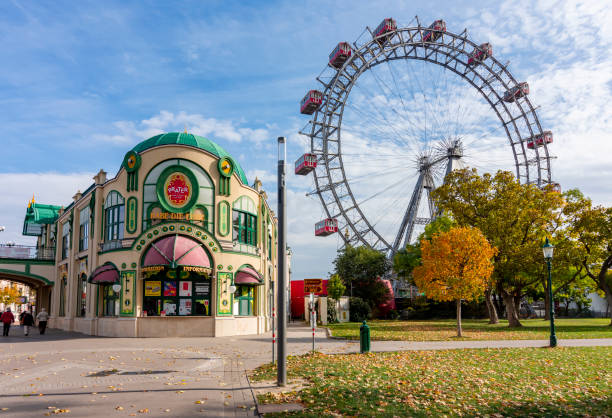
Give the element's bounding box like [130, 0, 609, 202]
[351, 75, 422, 152]
[303, 23, 552, 253]
[363, 66, 424, 148]
[343, 101, 419, 153]
[380, 60, 430, 150]
[345, 84, 419, 151]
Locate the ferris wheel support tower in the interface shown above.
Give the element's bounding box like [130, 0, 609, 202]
[390, 139, 463, 256]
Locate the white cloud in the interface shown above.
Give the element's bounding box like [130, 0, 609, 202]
[93, 110, 271, 145]
[0, 172, 94, 245]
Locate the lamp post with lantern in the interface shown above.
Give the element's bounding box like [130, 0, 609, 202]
[542, 238, 557, 347]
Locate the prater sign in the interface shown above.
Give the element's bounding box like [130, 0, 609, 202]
[165, 173, 191, 206]
[156, 165, 199, 212]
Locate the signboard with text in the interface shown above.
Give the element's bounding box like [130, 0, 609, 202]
[304, 279, 323, 294]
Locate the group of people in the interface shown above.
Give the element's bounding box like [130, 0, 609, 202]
[1, 307, 48, 336]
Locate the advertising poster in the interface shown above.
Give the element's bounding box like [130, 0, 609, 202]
[163, 281, 177, 297]
[195, 283, 210, 296]
[179, 281, 192, 297]
[163, 300, 176, 315]
[145, 281, 161, 297]
[179, 299, 192, 315]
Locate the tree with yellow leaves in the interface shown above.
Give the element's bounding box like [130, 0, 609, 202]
[0, 284, 21, 306]
[413, 227, 496, 337]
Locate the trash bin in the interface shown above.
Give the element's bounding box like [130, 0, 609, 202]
[360, 320, 370, 353]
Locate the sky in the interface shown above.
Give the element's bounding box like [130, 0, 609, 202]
[0, 0, 610, 280]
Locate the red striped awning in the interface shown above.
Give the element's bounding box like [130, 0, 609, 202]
[234, 266, 263, 285]
[89, 263, 119, 284]
[143, 234, 212, 271]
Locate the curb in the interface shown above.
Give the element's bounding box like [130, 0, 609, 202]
[245, 372, 263, 417]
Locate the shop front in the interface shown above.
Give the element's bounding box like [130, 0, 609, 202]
[24, 132, 278, 337]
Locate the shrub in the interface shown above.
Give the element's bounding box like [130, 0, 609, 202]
[349, 297, 371, 322]
[327, 301, 338, 323]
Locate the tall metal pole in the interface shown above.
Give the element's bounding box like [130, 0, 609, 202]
[547, 260, 557, 347]
[277, 136, 287, 386]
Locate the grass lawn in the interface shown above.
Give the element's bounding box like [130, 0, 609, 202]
[251, 347, 612, 417]
[326, 318, 612, 341]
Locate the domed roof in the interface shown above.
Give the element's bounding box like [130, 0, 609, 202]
[131, 132, 248, 184]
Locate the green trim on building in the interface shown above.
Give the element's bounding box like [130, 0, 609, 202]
[0, 268, 53, 286]
[131, 132, 248, 184]
[126, 197, 138, 234]
[120, 270, 136, 316]
[218, 201, 230, 236]
[156, 165, 200, 213]
[0, 259, 54, 266]
[216, 272, 233, 316]
[23, 202, 62, 236]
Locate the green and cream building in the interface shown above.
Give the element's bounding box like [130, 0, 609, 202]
[21, 132, 278, 337]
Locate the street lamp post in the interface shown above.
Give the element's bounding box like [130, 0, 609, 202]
[542, 238, 557, 348]
[277, 136, 287, 387]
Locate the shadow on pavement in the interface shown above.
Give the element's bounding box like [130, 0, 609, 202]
[0, 327, 95, 342]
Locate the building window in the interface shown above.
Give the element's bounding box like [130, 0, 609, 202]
[235, 285, 254, 316]
[61, 222, 70, 259]
[58, 276, 67, 316]
[77, 274, 87, 317]
[233, 210, 257, 246]
[268, 233, 272, 260]
[104, 191, 125, 242]
[143, 271, 211, 317]
[79, 207, 90, 251]
[102, 285, 120, 316]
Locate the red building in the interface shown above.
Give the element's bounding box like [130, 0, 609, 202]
[290, 279, 328, 319]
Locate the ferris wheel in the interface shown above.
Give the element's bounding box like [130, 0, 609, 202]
[296, 17, 557, 256]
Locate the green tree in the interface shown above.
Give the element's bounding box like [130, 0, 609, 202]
[432, 169, 564, 327]
[333, 245, 390, 308]
[327, 274, 346, 301]
[563, 189, 612, 325]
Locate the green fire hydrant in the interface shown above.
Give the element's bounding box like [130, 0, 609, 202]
[360, 320, 370, 353]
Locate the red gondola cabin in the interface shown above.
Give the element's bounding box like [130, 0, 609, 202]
[373, 18, 397, 45]
[300, 90, 323, 115]
[503, 82, 529, 103]
[422, 19, 446, 42]
[329, 42, 352, 69]
[527, 131, 553, 149]
[295, 153, 317, 175]
[315, 218, 338, 236]
[468, 43, 493, 66]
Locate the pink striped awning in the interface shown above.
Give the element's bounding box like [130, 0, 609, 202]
[234, 266, 263, 285]
[89, 263, 119, 284]
[143, 234, 212, 271]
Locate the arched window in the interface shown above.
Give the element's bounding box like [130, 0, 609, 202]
[232, 196, 257, 246]
[76, 274, 87, 317]
[142, 159, 215, 231]
[58, 275, 67, 316]
[104, 191, 125, 242]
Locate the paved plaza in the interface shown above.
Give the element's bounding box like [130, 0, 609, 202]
[1, 325, 611, 417]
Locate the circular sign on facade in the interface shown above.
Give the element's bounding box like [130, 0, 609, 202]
[218, 157, 235, 178]
[157, 165, 199, 212]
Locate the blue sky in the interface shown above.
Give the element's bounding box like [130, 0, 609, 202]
[1, 0, 611, 279]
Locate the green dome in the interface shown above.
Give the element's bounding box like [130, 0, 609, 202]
[132, 132, 248, 184]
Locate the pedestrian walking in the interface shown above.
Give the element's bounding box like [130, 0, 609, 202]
[22, 310, 34, 336]
[1, 308, 15, 336]
[36, 308, 49, 335]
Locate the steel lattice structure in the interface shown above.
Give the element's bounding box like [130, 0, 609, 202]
[301, 19, 554, 255]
